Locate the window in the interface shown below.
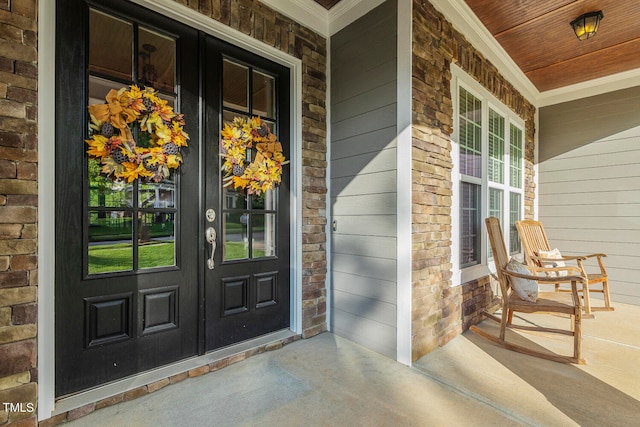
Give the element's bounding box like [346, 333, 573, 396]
[451, 66, 525, 284]
[86, 9, 179, 275]
[220, 58, 278, 261]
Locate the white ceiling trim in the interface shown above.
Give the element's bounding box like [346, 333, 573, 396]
[328, 0, 386, 35]
[537, 68, 640, 107]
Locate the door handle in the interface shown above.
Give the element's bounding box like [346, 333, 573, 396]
[206, 226, 216, 270]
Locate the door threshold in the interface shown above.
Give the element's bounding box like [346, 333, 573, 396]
[53, 329, 298, 417]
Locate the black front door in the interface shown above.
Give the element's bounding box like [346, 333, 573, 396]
[203, 37, 290, 351]
[55, 0, 290, 397]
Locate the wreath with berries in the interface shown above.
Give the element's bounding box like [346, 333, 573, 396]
[85, 85, 189, 183]
[220, 116, 287, 196]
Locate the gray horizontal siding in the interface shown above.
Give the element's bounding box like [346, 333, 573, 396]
[332, 170, 397, 196]
[539, 190, 640, 206]
[331, 126, 398, 160]
[332, 308, 396, 359]
[330, 0, 398, 357]
[332, 193, 397, 216]
[332, 104, 397, 142]
[332, 234, 396, 258]
[539, 103, 640, 305]
[540, 177, 640, 194]
[331, 148, 396, 179]
[332, 271, 396, 304]
[539, 85, 640, 162]
[329, 215, 396, 237]
[332, 253, 397, 283]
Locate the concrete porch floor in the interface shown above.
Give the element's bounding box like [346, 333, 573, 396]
[65, 302, 640, 426]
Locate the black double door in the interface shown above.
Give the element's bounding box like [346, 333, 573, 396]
[55, 0, 290, 397]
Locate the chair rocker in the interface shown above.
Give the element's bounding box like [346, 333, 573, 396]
[516, 219, 613, 317]
[470, 217, 587, 364]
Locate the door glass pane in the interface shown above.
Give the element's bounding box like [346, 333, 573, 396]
[223, 187, 248, 210]
[89, 9, 132, 80]
[252, 189, 276, 210]
[88, 76, 125, 105]
[87, 76, 134, 209]
[88, 211, 133, 274]
[139, 212, 175, 269]
[258, 119, 275, 134]
[252, 70, 275, 118]
[223, 60, 248, 112]
[138, 27, 176, 92]
[223, 212, 249, 260]
[222, 111, 249, 127]
[86, 10, 179, 276]
[252, 213, 276, 258]
[139, 180, 176, 208]
[88, 158, 133, 208]
[220, 59, 279, 263]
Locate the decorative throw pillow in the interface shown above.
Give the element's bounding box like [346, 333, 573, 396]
[537, 248, 568, 277]
[505, 258, 538, 302]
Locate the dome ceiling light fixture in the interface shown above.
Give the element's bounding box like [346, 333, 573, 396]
[570, 11, 604, 40]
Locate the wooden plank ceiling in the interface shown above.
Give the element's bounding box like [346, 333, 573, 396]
[317, 0, 640, 92]
[463, 0, 640, 91]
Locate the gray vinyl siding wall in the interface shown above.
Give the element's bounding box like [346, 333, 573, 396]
[330, 0, 398, 358]
[539, 87, 640, 306]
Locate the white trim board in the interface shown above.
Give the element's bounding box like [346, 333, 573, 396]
[37, 0, 56, 421]
[396, 0, 412, 366]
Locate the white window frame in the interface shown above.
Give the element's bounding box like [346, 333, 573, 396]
[450, 64, 525, 286]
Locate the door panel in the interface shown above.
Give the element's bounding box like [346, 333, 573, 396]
[204, 37, 290, 351]
[55, 0, 200, 397]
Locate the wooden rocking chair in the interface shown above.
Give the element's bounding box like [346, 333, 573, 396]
[516, 219, 613, 317]
[470, 217, 586, 364]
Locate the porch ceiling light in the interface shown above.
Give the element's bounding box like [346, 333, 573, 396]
[570, 11, 603, 40]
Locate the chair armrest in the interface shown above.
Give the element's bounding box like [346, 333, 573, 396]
[534, 252, 608, 276]
[527, 264, 584, 277]
[538, 253, 607, 261]
[531, 254, 587, 262]
[502, 269, 584, 284]
[581, 253, 607, 259]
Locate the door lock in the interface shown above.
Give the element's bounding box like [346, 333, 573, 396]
[206, 208, 216, 223]
[206, 227, 216, 270]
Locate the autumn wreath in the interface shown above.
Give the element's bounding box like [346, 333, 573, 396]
[220, 116, 287, 196]
[85, 85, 189, 182]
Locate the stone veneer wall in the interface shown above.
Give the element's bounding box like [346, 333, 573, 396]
[411, 0, 536, 361]
[1, 0, 328, 426]
[0, 0, 39, 425]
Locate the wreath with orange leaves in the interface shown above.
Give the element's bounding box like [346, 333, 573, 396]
[220, 116, 287, 196]
[85, 85, 189, 182]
